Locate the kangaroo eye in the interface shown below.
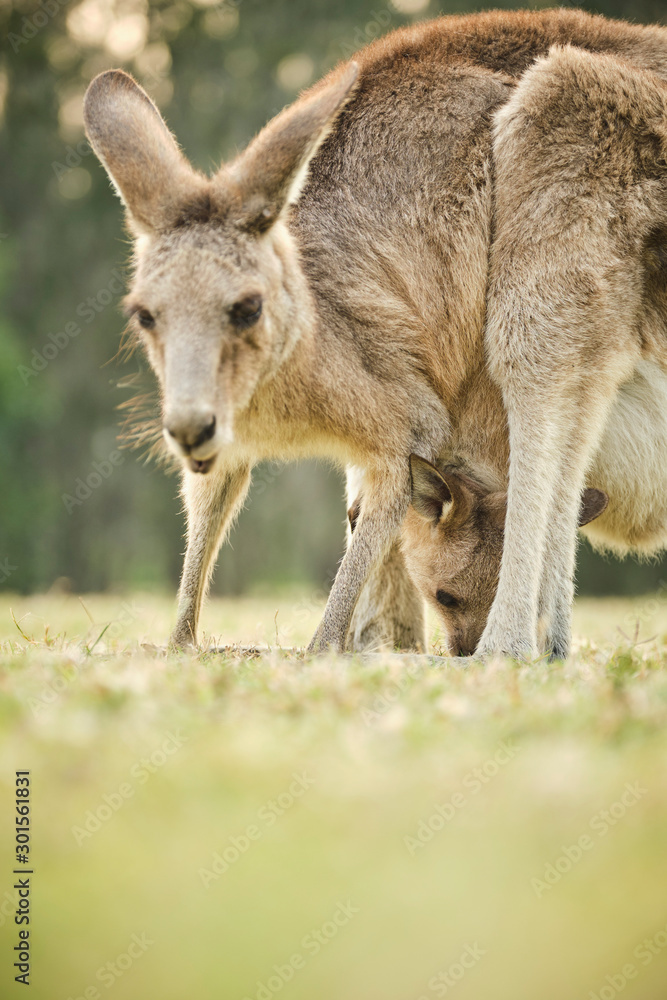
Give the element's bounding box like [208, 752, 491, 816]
[137, 309, 155, 330]
[230, 295, 262, 329]
[436, 590, 458, 609]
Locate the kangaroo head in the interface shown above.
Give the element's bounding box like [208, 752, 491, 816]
[402, 455, 608, 656]
[84, 65, 357, 472]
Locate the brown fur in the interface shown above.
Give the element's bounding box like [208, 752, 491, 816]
[83, 10, 667, 653]
[480, 44, 667, 659]
[403, 456, 607, 656]
[404, 43, 667, 658]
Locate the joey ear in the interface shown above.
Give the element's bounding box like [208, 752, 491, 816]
[409, 455, 453, 525]
[222, 62, 359, 233]
[483, 491, 507, 529]
[579, 488, 609, 526]
[84, 70, 205, 235]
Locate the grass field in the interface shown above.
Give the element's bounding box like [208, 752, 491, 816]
[2, 590, 667, 999]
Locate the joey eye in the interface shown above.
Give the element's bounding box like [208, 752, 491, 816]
[230, 295, 262, 329]
[436, 590, 459, 609]
[137, 309, 155, 330]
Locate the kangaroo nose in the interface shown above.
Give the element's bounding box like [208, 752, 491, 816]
[165, 413, 216, 453]
[449, 633, 474, 658]
[457, 639, 477, 657]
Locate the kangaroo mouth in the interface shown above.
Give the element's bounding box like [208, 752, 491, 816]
[189, 456, 215, 474]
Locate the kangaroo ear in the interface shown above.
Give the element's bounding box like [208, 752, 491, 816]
[84, 70, 205, 235]
[409, 455, 454, 525]
[579, 488, 609, 526]
[223, 62, 358, 233]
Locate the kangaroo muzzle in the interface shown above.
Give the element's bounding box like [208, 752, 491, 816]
[163, 406, 221, 473]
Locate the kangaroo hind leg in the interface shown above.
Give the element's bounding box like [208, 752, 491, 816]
[479, 45, 656, 657]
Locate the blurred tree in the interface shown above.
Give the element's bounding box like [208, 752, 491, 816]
[1, 0, 666, 598]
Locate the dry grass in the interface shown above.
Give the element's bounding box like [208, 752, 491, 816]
[1, 590, 667, 999]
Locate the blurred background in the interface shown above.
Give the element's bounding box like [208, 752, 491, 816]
[1, 0, 666, 601]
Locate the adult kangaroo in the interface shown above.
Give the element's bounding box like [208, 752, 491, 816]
[83, 9, 667, 654]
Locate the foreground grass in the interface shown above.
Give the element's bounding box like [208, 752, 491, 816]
[1, 591, 667, 999]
